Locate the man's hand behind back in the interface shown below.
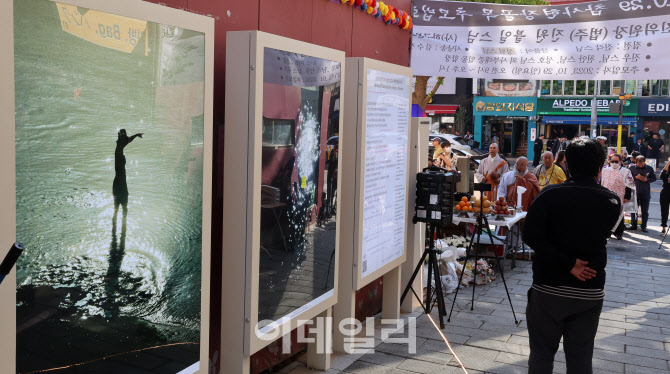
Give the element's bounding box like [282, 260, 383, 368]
[570, 259, 597, 281]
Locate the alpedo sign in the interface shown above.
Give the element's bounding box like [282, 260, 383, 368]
[537, 98, 638, 115]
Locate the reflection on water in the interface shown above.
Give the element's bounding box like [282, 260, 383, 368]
[257, 48, 341, 326]
[14, 0, 204, 372]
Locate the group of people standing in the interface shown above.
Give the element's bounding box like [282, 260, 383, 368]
[475, 143, 541, 211]
[480, 131, 669, 240]
[626, 131, 665, 168]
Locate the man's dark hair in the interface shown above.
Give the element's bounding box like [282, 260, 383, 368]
[566, 139, 605, 179]
[440, 141, 451, 148]
[631, 151, 641, 158]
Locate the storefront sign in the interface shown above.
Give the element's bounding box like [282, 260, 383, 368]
[475, 101, 534, 112]
[411, 0, 670, 79]
[538, 98, 637, 115]
[638, 99, 670, 116]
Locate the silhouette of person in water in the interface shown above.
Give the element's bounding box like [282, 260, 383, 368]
[112, 129, 143, 222]
[106, 129, 142, 317]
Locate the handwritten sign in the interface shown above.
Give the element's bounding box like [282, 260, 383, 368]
[412, 0, 670, 79]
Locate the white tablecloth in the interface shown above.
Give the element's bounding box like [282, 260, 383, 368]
[452, 211, 527, 229]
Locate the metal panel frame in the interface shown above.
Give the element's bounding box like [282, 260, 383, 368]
[351, 58, 413, 290]
[223, 30, 345, 360]
[0, 1, 214, 372]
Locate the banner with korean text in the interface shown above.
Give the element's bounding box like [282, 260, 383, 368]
[412, 0, 670, 80]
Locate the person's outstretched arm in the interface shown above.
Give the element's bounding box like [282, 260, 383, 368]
[127, 133, 144, 144]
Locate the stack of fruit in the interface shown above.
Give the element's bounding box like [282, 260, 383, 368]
[455, 196, 472, 212]
[472, 195, 491, 214]
[492, 197, 513, 216]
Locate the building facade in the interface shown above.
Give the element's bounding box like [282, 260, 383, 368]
[473, 96, 538, 160]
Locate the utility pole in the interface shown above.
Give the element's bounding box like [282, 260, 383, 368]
[617, 90, 631, 154]
[590, 80, 599, 136]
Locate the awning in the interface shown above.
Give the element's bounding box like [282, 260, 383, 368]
[541, 115, 636, 126]
[425, 104, 459, 115]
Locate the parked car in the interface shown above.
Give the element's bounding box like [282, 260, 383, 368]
[429, 146, 509, 194]
[428, 134, 487, 156]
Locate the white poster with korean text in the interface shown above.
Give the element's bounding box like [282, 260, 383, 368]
[360, 69, 410, 279]
[412, 0, 670, 80]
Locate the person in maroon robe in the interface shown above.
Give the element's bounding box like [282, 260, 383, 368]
[496, 157, 540, 211]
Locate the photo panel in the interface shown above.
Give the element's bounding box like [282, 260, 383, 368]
[12, 0, 211, 372]
[256, 47, 341, 334]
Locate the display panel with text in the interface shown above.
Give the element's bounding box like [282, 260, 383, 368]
[360, 69, 411, 279]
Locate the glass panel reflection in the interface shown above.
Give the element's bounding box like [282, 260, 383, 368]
[14, 0, 204, 372]
[257, 48, 341, 329]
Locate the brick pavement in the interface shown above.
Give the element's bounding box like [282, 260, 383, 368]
[285, 225, 670, 374]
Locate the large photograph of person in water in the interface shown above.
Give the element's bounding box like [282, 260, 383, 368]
[14, 0, 205, 372]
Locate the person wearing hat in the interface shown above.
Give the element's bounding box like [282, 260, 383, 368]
[648, 132, 665, 170]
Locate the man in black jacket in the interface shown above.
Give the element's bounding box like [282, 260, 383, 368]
[628, 155, 657, 232]
[626, 132, 636, 155]
[633, 137, 647, 157]
[523, 139, 621, 373]
[533, 134, 544, 167]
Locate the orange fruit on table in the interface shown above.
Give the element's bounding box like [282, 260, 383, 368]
[459, 201, 466, 207]
[461, 196, 468, 202]
[465, 202, 471, 207]
[455, 205, 462, 210]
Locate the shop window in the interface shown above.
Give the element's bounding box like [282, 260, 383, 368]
[552, 80, 563, 95]
[262, 118, 295, 147]
[642, 80, 651, 96]
[576, 80, 586, 95]
[564, 80, 575, 95]
[541, 80, 551, 95]
[625, 80, 636, 95]
[612, 80, 621, 95]
[652, 80, 660, 96]
[587, 80, 595, 96]
[599, 80, 611, 95]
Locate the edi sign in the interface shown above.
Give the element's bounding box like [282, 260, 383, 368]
[412, 0, 670, 79]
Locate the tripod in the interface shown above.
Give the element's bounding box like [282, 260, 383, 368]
[660, 228, 668, 249]
[400, 223, 448, 329]
[447, 190, 518, 324]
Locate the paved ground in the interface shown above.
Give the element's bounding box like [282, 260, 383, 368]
[282, 177, 670, 374]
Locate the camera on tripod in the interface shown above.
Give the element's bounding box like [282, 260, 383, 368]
[413, 166, 457, 226]
[474, 182, 492, 193]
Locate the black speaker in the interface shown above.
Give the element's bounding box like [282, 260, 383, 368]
[413, 169, 456, 225]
